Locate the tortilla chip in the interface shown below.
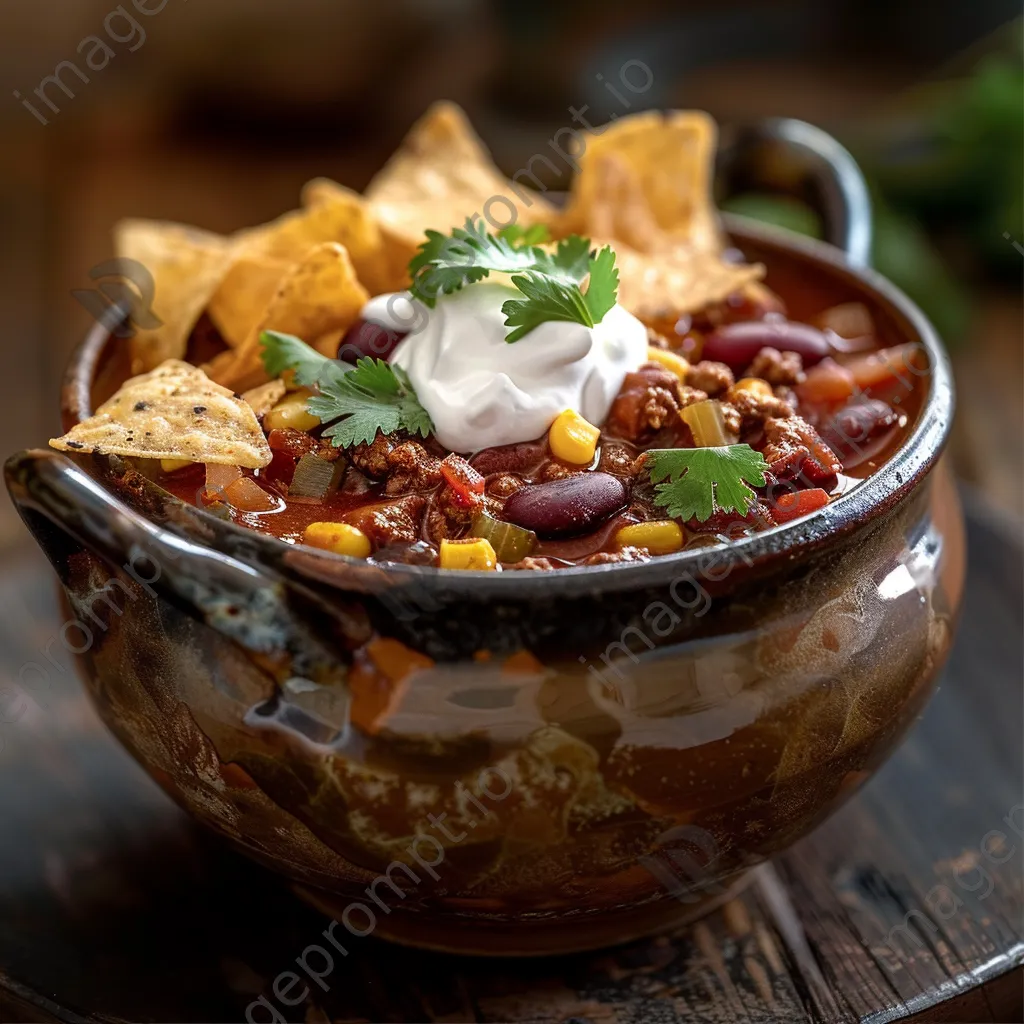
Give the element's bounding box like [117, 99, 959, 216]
[206, 252, 292, 349]
[204, 241, 368, 391]
[560, 110, 724, 254]
[241, 379, 287, 420]
[298, 179, 394, 293]
[50, 360, 271, 468]
[236, 183, 389, 293]
[365, 101, 555, 282]
[609, 241, 765, 323]
[114, 219, 232, 373]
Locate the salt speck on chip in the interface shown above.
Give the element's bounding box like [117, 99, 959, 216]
[49, 359, 272, 468]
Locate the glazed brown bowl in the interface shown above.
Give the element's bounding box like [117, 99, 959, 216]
[5, 134, 963, 958]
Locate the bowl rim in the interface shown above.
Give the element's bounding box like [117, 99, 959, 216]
[62, 216, 954, 599]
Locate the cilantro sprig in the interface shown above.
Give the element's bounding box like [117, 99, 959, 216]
[644, 446, 769, 522]
[260, 331, 433, 448]
[408, 217, 618, 342]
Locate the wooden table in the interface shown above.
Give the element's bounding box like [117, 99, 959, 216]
[0, 493, 1021, 1024]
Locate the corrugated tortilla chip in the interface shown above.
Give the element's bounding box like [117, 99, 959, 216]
[560, 110, 724, 254]
[50, 360, 271, 468]
[609, 241, 765, 323]
[114, 220, 232, 374]
[365, 101, 555, 282]
[203, 241, 368, 391]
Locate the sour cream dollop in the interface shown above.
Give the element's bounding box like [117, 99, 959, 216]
[361, 284, 648, 453]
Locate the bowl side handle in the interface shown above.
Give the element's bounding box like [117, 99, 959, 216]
[5, 449, 340, 674]
[716, 117, 873, 267]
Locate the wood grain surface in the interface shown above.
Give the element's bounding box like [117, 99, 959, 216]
[0, 494, 1020, 1024]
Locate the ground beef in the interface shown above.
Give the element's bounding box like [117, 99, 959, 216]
[582, 546, 650, 566]
[384, 441, 442, 495]
[507, 556, 557, 571]
[725, 388, 794, 431]
[774, 385, 799, 408]
[487, 473, 525, 497]
[718, 402, 743, 437]
[345, 495, 427, 547]
[598, 443, 640, 477]
[688, 502, 776, 534]
[746, 346, 806, 385]
[426, 484, 485, 542]
[762, 416, 842, 488]
[686, 360, 734, 395]
[540, 461, 584, 481]
[678, 385, 710, 409]
[348, 433, 396, 478]
[646, 326, 670, 349]
[606, 365, 681, 441]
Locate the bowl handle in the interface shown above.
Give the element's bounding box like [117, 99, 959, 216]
[5, 449, 340, 673]
[716, 117, 873, 267]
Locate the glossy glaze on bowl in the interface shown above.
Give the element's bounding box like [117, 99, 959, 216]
[6, 222, 963, 955]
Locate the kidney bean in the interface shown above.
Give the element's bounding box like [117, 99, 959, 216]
[820, 399, 898, 468]
[702, 320, 831, 372]
[501, 472, 628, 538]
[336, 319, 406, 363]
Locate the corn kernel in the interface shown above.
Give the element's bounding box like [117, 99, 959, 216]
[160, 459, 192, 473]
[302, 522, 371, 559]
[616, 520, 684, 555]
[646, 346, 690, 380]
[729, 377, 774, 399]
[548, 409, 600, 465]
[439, 537, 498, 571]
[264, 390, 320, 432]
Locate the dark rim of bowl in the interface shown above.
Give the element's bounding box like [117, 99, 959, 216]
[62, 217, 954, 598]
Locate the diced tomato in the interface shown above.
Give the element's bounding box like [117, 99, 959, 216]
[845, 344, 927, 392]
[797, 358, 856, 405]
[261, 448, 298, 489]
[439, 453, 485, 507]
[772, 488, 831, 524]
[267, 428, 318, 458]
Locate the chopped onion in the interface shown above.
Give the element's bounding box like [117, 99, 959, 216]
[681, 400, 735, 447]
[471, 511, 537, 563]
[223, 476, 278, 513]
[290, 453, 345, 499]
[813, 302, 875, 342]
[203, 463, 243, 504]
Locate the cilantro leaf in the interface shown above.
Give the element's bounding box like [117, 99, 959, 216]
[259, 331, 433, 448]
[498, 223, 551, 247]
[644, 445, 768, 522]
[406, 220, 619, 340]
[260, 330, 342, 388]
[582, 245, 618, 325]
[549, 235, 593, 281]
[409, 218, 540, 306]
[501, 243, 619, 342]
[502, 273, 594, 342]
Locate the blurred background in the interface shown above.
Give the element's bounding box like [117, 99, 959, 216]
[0, 0, 1021, 544]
